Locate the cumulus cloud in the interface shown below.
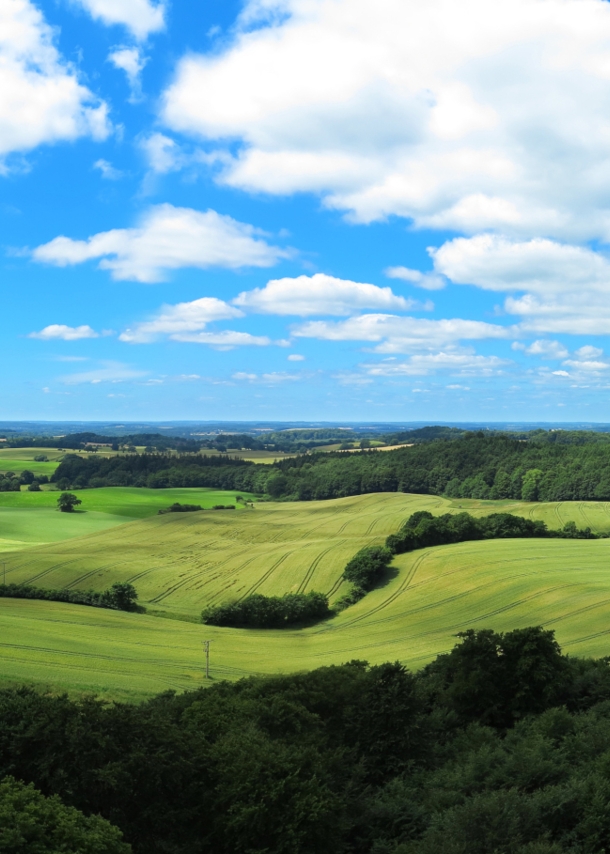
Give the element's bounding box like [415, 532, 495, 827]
[71, 0, 165, 40]
[294, 314, 510, 353]
[514, 339, 570, 359]
[0, 0, 109, 167]
[119, 297, 243, 343]
[29, 324, 99, 341]
[108, 46, 147, 99]
[233, 273, 422, 316]
[431, 234, 610, 333]
[32, 204, 288, 282]
[385, 266, 446, 291]
[140, 133, 182, 173]
[161, 0, 610, 241]
[288, 353, 305, 361]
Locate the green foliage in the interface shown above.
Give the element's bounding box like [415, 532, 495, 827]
[2, 634, 610, 853]
[157, 502, 203, 514]
[57, 492, 81, 513]
[0, 776, 130, 853]
[343, 546, 393, 590]
[385, 510, 594, 555]
[202, 591, 331, 628]
[0, 581, 138, 612]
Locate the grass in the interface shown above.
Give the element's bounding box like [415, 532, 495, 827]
[2, 535, 610, 701]
[0, 488, 257, 551]
[3, 491, 610, 699]
[0, 487, 257, 517]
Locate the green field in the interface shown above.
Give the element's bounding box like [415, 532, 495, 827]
[2, 535, 610, 701]
[4, 490, 610, 700]
[0, 487, 256, 552]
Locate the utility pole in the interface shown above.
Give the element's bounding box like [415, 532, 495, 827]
[202, 640, 211, 679]
[2, 563, 5, 586]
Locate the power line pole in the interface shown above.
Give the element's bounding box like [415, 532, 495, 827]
[202, 640, 211, 679]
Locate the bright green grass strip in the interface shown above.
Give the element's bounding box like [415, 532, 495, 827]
[0, 487, 256, 517]
[0, 460, 59, 476]
[0, 508, 129, 550]
[3, 535, 610, 701]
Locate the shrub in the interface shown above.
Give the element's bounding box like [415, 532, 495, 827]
[202, 591, 331, 628]
[342, 546, 393, 591]
[158, 503, 203, 515]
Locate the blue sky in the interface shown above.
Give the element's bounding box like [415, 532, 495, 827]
[5, 0, 610, 421]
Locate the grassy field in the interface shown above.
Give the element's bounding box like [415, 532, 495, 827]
[3, 490, 610, 699]
[0, 487, 256, 552]
[2, 535, 610, 701]
[3, 491, 610, 616]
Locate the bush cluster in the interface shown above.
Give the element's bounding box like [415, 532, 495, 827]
[385, 510, 597, 555]
[157, 503, 203, 514]
[202, 591, 331, 628]
[0, 582, 139, 612]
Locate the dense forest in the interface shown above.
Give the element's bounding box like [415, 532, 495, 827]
[6, 628, 610, 853]
[52, 431, 610, 502]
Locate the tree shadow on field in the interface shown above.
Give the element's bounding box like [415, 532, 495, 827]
[369, 562, 400, 591]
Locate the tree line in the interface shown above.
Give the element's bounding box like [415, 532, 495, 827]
[0, 582, 139, 612]
[49, 431, 610, 502]
[5, 628, 610, 852]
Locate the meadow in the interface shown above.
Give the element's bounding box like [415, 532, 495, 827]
[2, 534, 610, 701]
[2, 491, 610, 699]
[0, 487, 256, 552]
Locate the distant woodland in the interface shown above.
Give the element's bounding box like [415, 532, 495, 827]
[52, 431, 610, 501]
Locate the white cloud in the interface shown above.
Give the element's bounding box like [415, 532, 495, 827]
[176, 331, 272, 349]
[140, 133, 182, 173]
[385, 266, 446, 291]
[32, 204, 288, 282]
[574, 345, 604, 359]
[432, 235, 610, 295]
[515, 339, 569, 359]
[29, 324, 99, 341]
[232, 371, 300, 382]
[120, 297, 242, 343]
[362, 352, 509, 377]
[108, 47, 147, 99]
[562, 359, 610, 372]
[94, 158, 123, 180]
[288, 353, 305, 361]
[233, 272, 421, 316]
[61, 361, 147, 384]
[293, 313, 510, 353]
[71, 0, 165, 40]
[431, 235, 610, 333]
[161, 0, 610, 241]
[0, 0, 109, 167]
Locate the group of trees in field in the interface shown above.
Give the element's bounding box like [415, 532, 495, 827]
[47, 431, 610, 502]
[5, 627, 610, 853]
[0, 470, 49, 492]
[0, 582, 139, 612]
[385, 510, 597, 555]
[202, 591, 331, 628]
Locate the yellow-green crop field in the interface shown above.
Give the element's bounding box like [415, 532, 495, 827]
[3, 490, 610, 700]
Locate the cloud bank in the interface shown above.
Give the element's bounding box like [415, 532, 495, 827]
[32, 204, 288, 282]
